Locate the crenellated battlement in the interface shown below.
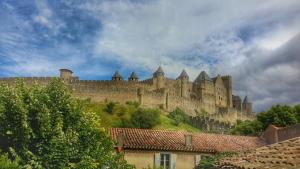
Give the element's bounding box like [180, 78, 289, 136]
[0, 67, 255, 124]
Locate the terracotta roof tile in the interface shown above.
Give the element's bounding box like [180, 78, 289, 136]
[109, 128, 264, 153]
[219, 137, 300, 169]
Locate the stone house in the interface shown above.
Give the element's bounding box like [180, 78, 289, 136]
[109, 128, 264, 169]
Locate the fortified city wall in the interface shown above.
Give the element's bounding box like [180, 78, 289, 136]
[0, 67, 255, 125]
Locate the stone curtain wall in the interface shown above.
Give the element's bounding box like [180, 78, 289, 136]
[277, 124, 300, 142]
[0, 75, 254, 125]
[262, 124, 300, 144]
[189, 116, 232, 133]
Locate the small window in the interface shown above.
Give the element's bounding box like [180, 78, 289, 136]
[160, 153, 171, 169]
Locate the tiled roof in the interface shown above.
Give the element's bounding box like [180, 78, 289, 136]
[218, 137, 300, 169]
[109, 128, 264, 153]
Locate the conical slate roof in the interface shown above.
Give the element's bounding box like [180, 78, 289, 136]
[243, 96, 249, 103]
[112, 71, 123, 78]
[177, 69, 189, 79]
[194, 71, 212, 82]
[129, 71, 138, 79]
[153, 66, 165, 77]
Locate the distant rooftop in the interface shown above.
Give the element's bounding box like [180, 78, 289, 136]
[109, 128, 264, 153]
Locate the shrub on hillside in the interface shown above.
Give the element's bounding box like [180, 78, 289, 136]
[105, 101, 116, 114]
[168, 108, 189, 126]
[125, 101, 140, 108]
[131, 108, 160, 129]
[230, 120, 263, 136]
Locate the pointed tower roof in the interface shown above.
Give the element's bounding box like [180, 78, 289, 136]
[129, 71, 138, 79]
[194, 71, 212, 82]
[112, 71, 123, 79]
[153, 66, 165, 77]
[243, 96, 249, 103]
[177, 69, 189, 79]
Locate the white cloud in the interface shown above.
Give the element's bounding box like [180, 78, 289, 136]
[78, 0, 300, 111]
[33, 0, 65, 34]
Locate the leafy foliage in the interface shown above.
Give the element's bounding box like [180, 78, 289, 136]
[167, 108, 189, 126]
[0, 151, 20, 169]
[230, 120, 262, 136]
[105, 101, 116, 114]
[0, 79, 134, 169]
[196, 152, 236, 169]
[131, 108, 160, 129]
[125, 101, 140, 108]
[257, 104, 298, 129]
[231, 104, 300, 136]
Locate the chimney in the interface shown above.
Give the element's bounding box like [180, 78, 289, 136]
[117, 132, 124, 148]
[184, 134, 193, 148]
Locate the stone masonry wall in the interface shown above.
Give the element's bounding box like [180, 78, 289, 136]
[0, 72, 254, 125]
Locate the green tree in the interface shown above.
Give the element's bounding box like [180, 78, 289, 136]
[257, 104, 298, 129]
[131, 108, 160, 129]
[230, 120, 262, 136]
[0, 79, 134, 169]
[294, 104, 300, 122]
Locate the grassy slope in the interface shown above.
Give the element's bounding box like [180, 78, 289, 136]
[84, 102, 201, 133]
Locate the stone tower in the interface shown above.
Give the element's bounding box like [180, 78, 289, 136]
[177, 69, 189, 98]
[232, 95, 242, 111]
[193, 71, 216, 113]
[193, 71, 212, 99]
[242, 96, 252, 114]
[128, 71, 138, 82]
[112, 71, 123, 81]
[153, 66, 165, 89]
[59, 69, 73, 80]
[221, 76, 233, 107]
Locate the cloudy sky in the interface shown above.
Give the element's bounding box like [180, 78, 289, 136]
[0, 0, 300, 112]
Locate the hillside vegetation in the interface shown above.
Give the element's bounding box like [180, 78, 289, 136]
[83, 101, 201, 132]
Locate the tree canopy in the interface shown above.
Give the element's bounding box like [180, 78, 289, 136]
[0, 79, 134, 169]
[231, 104, 300, 136]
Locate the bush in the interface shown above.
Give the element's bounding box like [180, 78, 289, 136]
[0, 152, 20, 169]
[230, 120, 263, 136]
[168, 108, 189, 126]
[105, 101, 116, 114]
[196, 152, 236, 169]
[125, 101, 140, 108]
[131, 108, 160, 129]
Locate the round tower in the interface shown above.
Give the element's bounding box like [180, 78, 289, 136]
[128, 71, 138, 82]
[153, 66, 165, 89]
[59, 69, 73, 80]
[112, 71, 123, 81]
[177, 69, 189, 97]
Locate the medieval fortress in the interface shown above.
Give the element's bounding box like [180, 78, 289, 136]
[0, 67, 254, 125]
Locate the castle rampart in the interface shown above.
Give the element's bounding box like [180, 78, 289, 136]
[0, 67, 255, 124]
